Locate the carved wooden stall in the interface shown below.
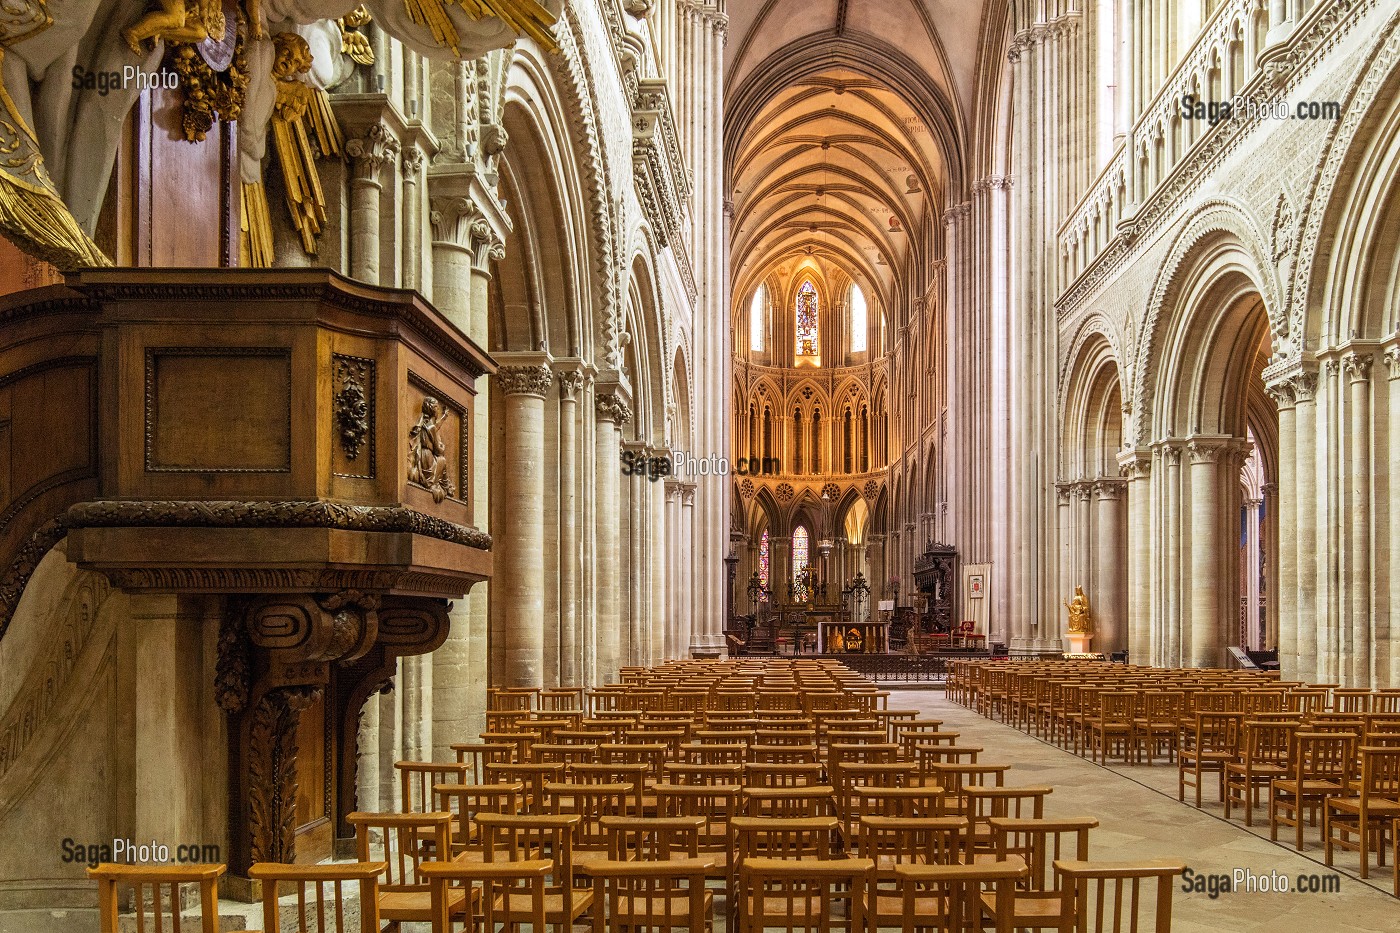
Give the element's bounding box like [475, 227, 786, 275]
[0, 269, 494, 885]
[913, 542, 958, 636]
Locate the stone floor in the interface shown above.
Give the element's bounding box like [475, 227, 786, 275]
[900, 690, 1400, 931]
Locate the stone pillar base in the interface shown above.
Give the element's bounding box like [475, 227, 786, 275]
[1065, 633, 1092, 654]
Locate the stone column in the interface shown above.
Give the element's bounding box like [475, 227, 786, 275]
[596, 391, 632, 682]
[1094, 480, 1125, 655]
[651, 473, 667, 665]
[496, 363, 554, 688]
[1188, 438, 1225, 667]
[556, 368, 585, 686]
[665, 480, 682, 659]
[1385, 347, 1400, 687]
[681, 483, 697, 653]
[1266, 379, 1297, 675]
[1293, 371, 1319, 681]
[1344, 352, 1373, 685]
[1242, 496, 1264, 649]
[1119, 450, 1152, 664]
[400, 148, 424, 290]
[1261, 482, 1280, 651]
[345, 124, 399, 285]
[427, 190, 502, 754]
[1164, 444, 1183, 666]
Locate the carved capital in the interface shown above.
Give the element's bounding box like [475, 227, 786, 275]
[496, 364, 554, 398]
[1264, 377, 1295, 409]
[1342, 352, 1374, 383]
[596, 392, 633, 427]
[345, 124, 399, 182]
[1094, 480, 1125, 501]
[401, 147, 424, 180]
[1116, 449, 1152, 480]
[1187, 440, 1223, 465]
[557, 370, 586, 401]
[1291, 370, 1318, 402]
[1385, 346, 1400, 380]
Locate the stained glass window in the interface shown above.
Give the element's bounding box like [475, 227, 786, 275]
[850, 284, 867, 352]
[758, 530, 770, 590]
[750, 284, 766, 352]
[795, 280, 820, 359]
[792, 526, 810, 601]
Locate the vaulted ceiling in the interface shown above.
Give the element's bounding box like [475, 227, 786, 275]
[726, 0, 991, 322]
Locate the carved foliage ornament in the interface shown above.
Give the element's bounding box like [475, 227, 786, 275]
[333, 356, 373, 464]
[496, 364, 554, 398]
[166, 9, 250, 143]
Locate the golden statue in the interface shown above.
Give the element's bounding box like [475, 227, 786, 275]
[847, 627, 863, 652]
[830, 628, 845, 652]
[1063, 585, 1092, 635]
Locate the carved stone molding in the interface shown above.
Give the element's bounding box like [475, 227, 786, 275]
[496, 364, 554, 398]
[596, 392, 633, 426]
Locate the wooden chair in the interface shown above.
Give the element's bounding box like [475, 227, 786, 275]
[486, 761, 566, 812]
[420, 858, 550, 933]
[583, 858, 715, 933]
[248, 862, 385, 933]
[964, 785, 1053, 855]
[432, 781, 522, 859]
[981, 816, 1097, 929]
[893, 861, 1027, 933]
[602, 815, 704, 861]
[451, 741, 514, 781]
[1088, 693, 1139, 764]
[1323, 746, 1400, 878]
[743, 762, 824, 788]
[347, 811, 462, 930]
[1270, 731, 1355, 850]
[856, 815, 968, 879]
[1132, 691, 1185, 764]
[662, 762, 744, 786]
[735, 857, 872, 933]
[395, 761, 470, 815]
[742, 784, 836, 819]
[1223, 720, 1296, 826]
[474, 812, 595, 928]
[1177, 711, 1242, 806]
[89, 864, 223, 933]
[655, 783, 740, 879]
[1053, 860, 1184, 933]
[543, 780, 634, 871]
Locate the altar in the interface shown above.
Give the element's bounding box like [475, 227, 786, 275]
[818, 620, 889, 654]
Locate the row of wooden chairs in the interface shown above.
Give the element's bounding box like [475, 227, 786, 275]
[953, 659, 1400, 895]
[90, 658, 1192, 930]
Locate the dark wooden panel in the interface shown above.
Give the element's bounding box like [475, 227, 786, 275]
[145, 349, 292, 472]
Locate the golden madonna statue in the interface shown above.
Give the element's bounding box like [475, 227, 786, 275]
[830, 628, 845, 652]
[1063, 585, 1092, 635]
